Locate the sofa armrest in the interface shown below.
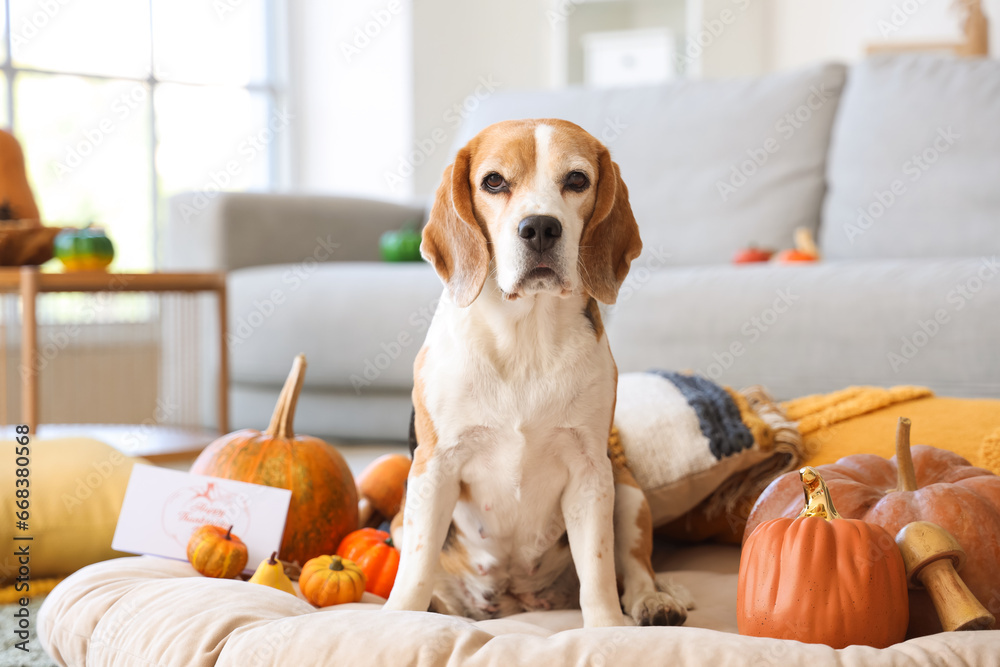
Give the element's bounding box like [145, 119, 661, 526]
[163, 192, 426, 271]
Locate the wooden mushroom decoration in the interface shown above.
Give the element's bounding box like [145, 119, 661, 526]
[356, 454, 411, 528]
[895, 521, 996, 632]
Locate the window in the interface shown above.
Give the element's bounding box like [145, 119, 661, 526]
[6, 0, 285, 271]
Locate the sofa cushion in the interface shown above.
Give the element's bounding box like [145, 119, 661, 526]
[605, 258, 1000, 399]
[231, 385, 414, 441]
[820, 54, 1000, 259]
[452, 64, 847, 266]
[228, 262, 442, 392]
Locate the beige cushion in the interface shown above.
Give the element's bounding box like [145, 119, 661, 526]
[39, 547, 1000, 666]
[0, 438, 146, 584]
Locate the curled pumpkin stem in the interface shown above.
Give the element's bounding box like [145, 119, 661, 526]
[797, 466, 842, 521]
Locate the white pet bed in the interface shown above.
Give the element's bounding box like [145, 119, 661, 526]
[38, 545, 999, 666]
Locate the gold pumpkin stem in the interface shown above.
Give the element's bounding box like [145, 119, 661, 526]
[797, 466, 842, 520]
[896, 417, 918, 492]
[265, 354, 307, 439]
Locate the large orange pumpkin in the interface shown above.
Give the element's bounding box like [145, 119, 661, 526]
[336, 528, 399, 599]
[745, 417, 1000, 637]
[738, 467, 909, 648]
[191, 355, 358, 565]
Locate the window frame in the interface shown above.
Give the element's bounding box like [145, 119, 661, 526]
[1, 0, 287, 268]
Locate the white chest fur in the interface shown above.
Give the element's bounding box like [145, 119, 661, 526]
[417, 281, 617, 614]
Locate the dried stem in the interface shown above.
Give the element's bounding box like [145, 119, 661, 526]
[896, 417, 918, 492]
[266, 354, 307, 438]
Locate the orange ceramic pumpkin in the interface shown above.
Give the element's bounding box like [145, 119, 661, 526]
[738, 467, 909, 648]
[356, 454, 411, 527]
[191, 355, 358, 565]
[186, 525, 248, 579]
[299, 555, 366, 607]
[336, 528, 399, 599]
[745, 418, 1000, 637]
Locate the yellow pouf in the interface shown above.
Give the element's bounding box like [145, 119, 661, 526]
[0, 437, 147, 585]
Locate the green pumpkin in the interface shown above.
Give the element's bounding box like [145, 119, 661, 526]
[54, 226, 115, 271]
[379, 223, 423, 262]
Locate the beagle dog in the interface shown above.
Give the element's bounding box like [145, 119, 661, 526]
[383, 119, 692, 627]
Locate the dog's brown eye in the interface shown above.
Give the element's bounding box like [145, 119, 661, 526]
[565, 171, 589, 192]
[483, 173, 508, 193]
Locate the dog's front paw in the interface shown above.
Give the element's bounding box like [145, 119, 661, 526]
[629, 591, 688, 627]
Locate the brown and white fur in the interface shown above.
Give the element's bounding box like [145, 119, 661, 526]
[383, 119, 692, 627]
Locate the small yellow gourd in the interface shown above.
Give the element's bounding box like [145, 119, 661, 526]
[248, 551, 296, 595]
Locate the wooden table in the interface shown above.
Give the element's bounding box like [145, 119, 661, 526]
[0, 267, 229, 436]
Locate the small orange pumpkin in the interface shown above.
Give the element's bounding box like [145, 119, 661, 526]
[738, 467, 909, 648]
[336, 528, 399, 599]
[299, 555, 366, 607]
[356, 454, 411, 527]
[186, 525, 248, 579]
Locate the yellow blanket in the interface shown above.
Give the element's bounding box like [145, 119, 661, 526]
[782, 386, 1000, 475]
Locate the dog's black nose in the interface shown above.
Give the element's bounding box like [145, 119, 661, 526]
[518, 215, 562, 253]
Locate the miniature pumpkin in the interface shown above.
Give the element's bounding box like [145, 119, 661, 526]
[186, 525, 248, 579]
[773, 227, 820, 263]
[738, 467, 909, 648]
[54, 225, 115, 271]
[299, 555, 366, 607]
[745, 418, 1000, 637]
[336, 528, 399, 599]
[356, 454, 411, 527]
[248, 551, 296, 595]
[191, 355, 358, 565]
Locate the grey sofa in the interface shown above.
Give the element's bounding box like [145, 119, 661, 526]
[166, 54, 1000, 441]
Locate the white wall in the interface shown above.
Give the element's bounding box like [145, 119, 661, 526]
[289, 0, 554, 199]
[286, 0, 970, 200]
[766, 0, 963, 72]
[408, 0, 555, 196]
[288, 0, 412, 199]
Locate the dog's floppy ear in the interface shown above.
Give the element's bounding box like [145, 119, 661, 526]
[580, 147, 642, 304]
[421, 146, 489, 308]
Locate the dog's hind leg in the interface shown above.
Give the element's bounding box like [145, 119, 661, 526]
[612, 460, 693, 626]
